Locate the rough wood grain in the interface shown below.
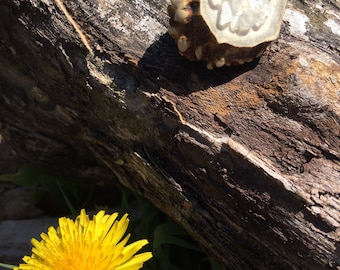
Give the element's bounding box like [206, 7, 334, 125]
[0, 0, 339, 269]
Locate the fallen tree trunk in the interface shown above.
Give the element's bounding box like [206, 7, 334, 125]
[0, 0, 339, 269]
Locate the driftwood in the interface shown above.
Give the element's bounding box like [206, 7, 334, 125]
[0, 0, 339, 269]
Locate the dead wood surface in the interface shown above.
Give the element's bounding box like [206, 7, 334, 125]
[0, 0, 339, 269]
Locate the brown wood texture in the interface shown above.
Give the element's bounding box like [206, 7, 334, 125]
[0, 0, 339, 269]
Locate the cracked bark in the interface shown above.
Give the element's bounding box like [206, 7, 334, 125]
[0, 0, 339, 269]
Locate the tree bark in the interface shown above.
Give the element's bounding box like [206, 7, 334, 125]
[0, 0, 339, 269]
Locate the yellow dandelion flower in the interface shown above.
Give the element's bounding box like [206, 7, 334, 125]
[14, 209, 152, 270]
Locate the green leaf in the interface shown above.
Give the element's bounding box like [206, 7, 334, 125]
[198, 258, 222, 270]
[153, 222, 201, 252]
[210, 260, 222, 270]
[56, 179, 77, 216]
[0, 263, 16, 269]
[0, 164, 44, 187]
[119, 189, 131, 215]
[152, 246, 182, 270]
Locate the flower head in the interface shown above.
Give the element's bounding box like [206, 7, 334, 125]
[15, 209, 152, 270]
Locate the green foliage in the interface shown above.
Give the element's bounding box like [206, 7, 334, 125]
[0, 164, 79, 215]
[0, 164, 100, 217]
[0, 164, 55, 187]
[0, 263, 15, 269]
[0, 164, 222, 270]
[118, 187, 222, 270]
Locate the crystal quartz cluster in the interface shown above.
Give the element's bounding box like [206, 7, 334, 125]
[168, 0, 287, 69]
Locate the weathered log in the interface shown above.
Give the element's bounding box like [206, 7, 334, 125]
[0, 0, 339, 269]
